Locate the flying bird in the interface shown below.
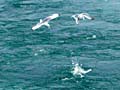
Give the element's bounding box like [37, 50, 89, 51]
[32, 13, 59, 30]
[72, 13, 94, 24]
[72, 63, 92, 78]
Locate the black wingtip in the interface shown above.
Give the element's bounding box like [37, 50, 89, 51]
[91, 17, 95, 20]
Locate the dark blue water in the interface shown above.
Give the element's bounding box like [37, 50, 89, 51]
[0, 0, 120, 90]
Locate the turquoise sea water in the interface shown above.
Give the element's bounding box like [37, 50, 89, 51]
[0, 0, 120, 90]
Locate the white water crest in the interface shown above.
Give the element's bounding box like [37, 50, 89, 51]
[86, 35, 97, 40]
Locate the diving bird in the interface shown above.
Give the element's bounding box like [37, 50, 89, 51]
[72, 63, 92, 78]
[32, 13, 59, 30]
[72, 13, 94, 24]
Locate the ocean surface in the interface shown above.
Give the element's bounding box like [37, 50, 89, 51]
[0, 0, 120, 90]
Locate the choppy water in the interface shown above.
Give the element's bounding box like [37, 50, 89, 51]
[0, 0, 120, 90]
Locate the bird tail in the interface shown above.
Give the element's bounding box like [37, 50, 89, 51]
[83, 13, 94, 20]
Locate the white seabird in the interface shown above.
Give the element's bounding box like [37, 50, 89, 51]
[32, 13, 59, 30]
[72, 13, 94, 24]
[72, 63, 92, 78]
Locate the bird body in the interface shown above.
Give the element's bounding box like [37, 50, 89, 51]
[72, 13, 94, 24]
[73, 63, 92, 78]
[32, 13, 59, 30]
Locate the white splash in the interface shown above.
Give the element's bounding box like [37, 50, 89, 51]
[92, 35, 96, 39]
[39, 49, 45, 52]
[34, 53, 38, 56]
[62, 77, 69, 81]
